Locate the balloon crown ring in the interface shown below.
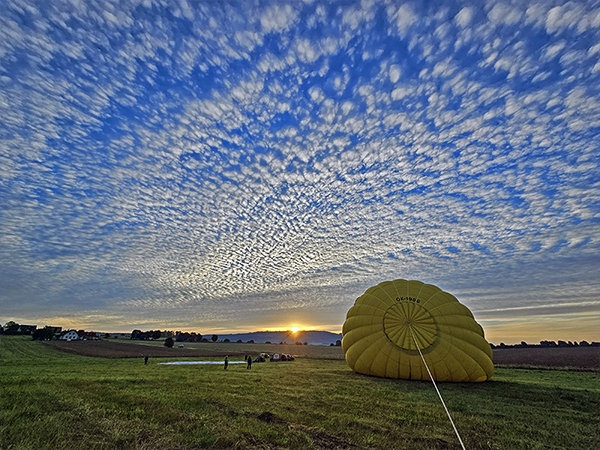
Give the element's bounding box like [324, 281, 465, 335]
[383, 301, 437, 351]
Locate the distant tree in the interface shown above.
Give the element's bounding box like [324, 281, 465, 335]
[580, 340, 590, 347]
[164, 337, 174, 348]
[303, 342, 308, 345]
[247, 339, 255, 344]
[295, 341, 302, 345]
[152, 330, 161, 340]
[223, 338, 230, 343]
[330, 343, 334, 346]
[236, 339, 243, 343]
[520, 341, 528, 347]
[265, 341, 271, 344]
[32, 327, 54, 341]
[558, 340, 568, 347]
[211, 334, 218, 342]
[131, 329, 142, 340]
[335, 340, 341, 347]
[176, 332, 192, 342]
[3, 321, 20, 335]
[104, 333, 111, 339]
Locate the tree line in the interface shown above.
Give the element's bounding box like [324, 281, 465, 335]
[491, 340, 598, 349]
[130, 329, 219, 343]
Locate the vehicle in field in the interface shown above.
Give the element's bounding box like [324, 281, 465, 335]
[253, 353, 269, 362]
[270, 353, 294, 362]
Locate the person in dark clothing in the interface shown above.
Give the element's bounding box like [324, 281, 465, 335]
[247, 355, 252, 369]
[224, 355, 229, 370]
[144, 355, 149, 365]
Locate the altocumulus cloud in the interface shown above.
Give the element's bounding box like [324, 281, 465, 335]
[0, 0, 599, 339]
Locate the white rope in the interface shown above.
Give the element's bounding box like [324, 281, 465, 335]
[410, 328, 466, 450]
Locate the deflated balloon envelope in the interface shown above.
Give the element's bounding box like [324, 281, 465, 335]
[342, 279, 493, 382]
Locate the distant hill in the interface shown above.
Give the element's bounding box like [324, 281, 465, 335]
[218, 330, 343, 346]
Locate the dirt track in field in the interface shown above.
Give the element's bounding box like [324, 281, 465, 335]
[492, 346, 599, 370]
[46, 340, 245, 359]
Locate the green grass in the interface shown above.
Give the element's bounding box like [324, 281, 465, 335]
[1, 336, 598, 450]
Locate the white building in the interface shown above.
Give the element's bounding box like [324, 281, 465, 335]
[60, 330, 80, 341]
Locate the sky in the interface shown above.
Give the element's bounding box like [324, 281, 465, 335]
[1, 0, 599, 344]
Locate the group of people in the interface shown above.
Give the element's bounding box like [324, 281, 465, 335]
[223, 355, 252, 370]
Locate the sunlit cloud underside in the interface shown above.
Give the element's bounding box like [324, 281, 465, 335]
[1, 0, 599, 341]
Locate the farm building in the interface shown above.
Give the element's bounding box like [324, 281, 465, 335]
[59, 330, 82, 341]
[17, 325, 37, 335]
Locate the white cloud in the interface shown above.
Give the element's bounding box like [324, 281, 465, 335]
[309, 86, 324, 103]
[455, 7, 474, 27]
[390, 4, 418, 37]
[260, 4, 299, 33]
[296, 38, 318, 63]
[543, 41, 566, 60]
[545, 4, 584, 34]
[389, 64, 401, 83]
[488, 3, 522, 25]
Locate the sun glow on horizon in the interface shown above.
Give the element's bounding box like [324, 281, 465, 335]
[290, 327, 300, 333]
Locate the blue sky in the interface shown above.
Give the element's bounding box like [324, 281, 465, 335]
[1, 0, 599, 343]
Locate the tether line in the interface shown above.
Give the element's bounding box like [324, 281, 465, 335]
[410, 328, 466, 450]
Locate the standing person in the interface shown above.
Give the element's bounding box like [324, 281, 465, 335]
[224, 355, 229, 370]
[144, 355, 149, 365]
[247, 355, 252, 370]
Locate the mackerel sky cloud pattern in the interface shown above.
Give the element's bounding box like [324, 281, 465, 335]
[1, 0, 599, 339]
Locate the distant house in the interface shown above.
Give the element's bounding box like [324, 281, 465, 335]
[17, 325, 37, 335]
[59, 330, 82, 341]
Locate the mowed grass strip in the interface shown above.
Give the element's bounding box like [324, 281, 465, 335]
[1, 336, 598, 450]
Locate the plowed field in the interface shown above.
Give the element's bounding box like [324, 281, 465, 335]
[492, 346, 599, 370]
[46, 339, 245, 358]
[45, 339, 600, 370]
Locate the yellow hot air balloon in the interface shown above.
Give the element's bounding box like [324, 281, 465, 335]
[342, 279, 493, 382]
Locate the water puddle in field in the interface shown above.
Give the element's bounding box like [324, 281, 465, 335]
[158, 361, 247, 365]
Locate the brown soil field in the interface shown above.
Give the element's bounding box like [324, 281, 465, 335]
[45, 340, 246, 359]
[492, 346, 599, 371]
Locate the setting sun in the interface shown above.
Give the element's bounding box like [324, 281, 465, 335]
[290, 327, 300, 333]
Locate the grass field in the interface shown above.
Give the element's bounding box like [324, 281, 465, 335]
[1, 336, 599, 450]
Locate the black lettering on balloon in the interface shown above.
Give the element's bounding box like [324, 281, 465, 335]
[395, 297, 421, 303]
